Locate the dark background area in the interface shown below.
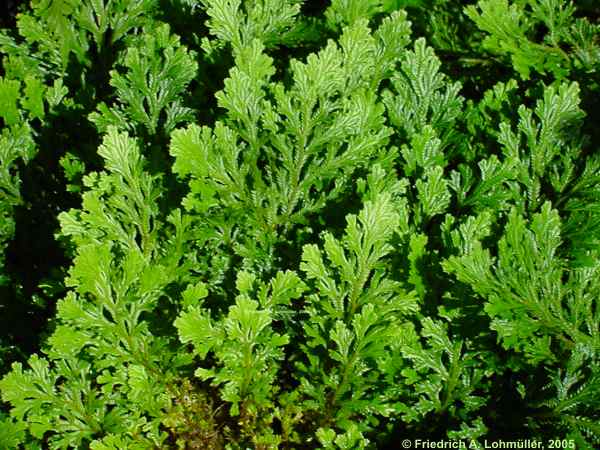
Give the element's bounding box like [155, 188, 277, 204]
[0, 0, 23, 29]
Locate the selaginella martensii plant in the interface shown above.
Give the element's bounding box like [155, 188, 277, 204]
[0, 0, 599, 449]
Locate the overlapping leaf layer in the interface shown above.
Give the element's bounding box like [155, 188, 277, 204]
[0, 1, 599, 448]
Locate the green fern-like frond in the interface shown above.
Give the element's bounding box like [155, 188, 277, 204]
[466, 0, 600, 79]
[297, 193, 418, 432]
[170, 16, 411, 273]
[90, 23, 198, 135]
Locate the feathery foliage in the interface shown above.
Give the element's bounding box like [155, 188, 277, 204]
[1, 0, 600, 448]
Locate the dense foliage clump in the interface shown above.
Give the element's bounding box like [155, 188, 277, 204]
[0, 1, 599, 448]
